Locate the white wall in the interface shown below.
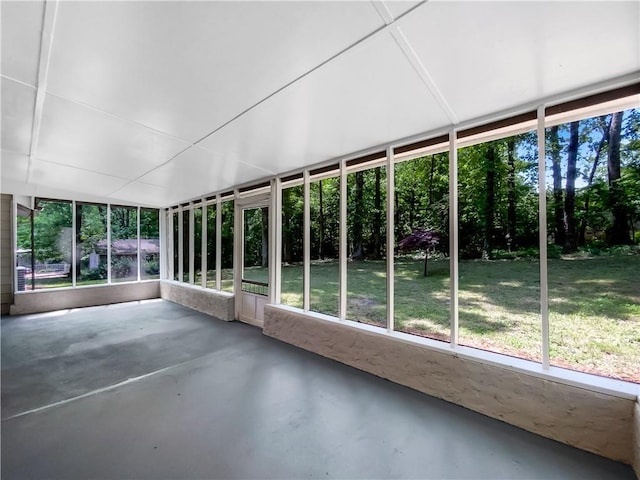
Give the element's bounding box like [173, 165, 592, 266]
[1, 194, 14, 315]
[11, 281, 160, 315]
[160, 280, 234, 321]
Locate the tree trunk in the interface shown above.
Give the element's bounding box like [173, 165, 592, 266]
[550, 126, 565, 246]
[318, 180, 325, 259]
[423, 251, 428, 277]
[607, 111, 631, 245]
[483, 145, 496, 260]
[261, 207, 268, 268]
[579, 116, 610, 245]
[353, 171, 364, 260]
[394, 190, 400, 244]
[372, 167, 382, 259]
[282, 189, 291, 263]
[563, 121, 579, 254]
[408, 189, 415, 231]
[507, 138, 517, 251]
[428, 157, 435, 207]
[75, 206, 82, 279]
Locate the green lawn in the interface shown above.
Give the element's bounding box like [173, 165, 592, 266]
[279, 254, 640, 384]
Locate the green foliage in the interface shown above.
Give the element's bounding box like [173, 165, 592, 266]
[111, 256, 136, 279]
[81, 263, 107, 281]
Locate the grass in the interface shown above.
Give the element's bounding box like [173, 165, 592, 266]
[279, 253, 640, 384]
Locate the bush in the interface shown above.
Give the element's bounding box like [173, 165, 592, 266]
[112, 256, 135, 278]
[144, 260, 160, 275]
[82, 263, 107, 280]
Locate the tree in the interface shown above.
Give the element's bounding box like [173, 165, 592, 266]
[607, 111, 631, 245]
[506, 138, 517, 251]
[371, 167, 383, 259]
[549, 125, 565, 246]
[578, 115, 610, 245]
[398, 229, 440, 276]
[563, 121, 579, 253]
[482, 144, 496, 260]
[352, 171, 364, 259]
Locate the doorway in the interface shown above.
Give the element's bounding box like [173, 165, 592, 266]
[236, 194, 270, 326]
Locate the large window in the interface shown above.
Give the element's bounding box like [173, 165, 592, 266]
[182, 208, 190, 283]
[140, 208, 160, 280]
[76, 203, 108, 285]
[546, 107, 639, 382]
[194, 205, 203, 284]
[457, 131, 540, 361]
[221, 199, 234, 292]
[281, 184, 304, 308]
[206, 202, 217, 288]
[172, 211, 179, 281]
[394, 152, 450, 341]
[110, 206, 138, 283]
[16, 199, 73, 290]
[346, 165, 387, 328]
[17, 199, 159, 290]
[310, 176, 340, 316]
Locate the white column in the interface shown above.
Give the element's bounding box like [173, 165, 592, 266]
[339, 161, 347, 320]
[189, 205, 195, 284]
[273, 178, 282, 304]
[137, 206, 141, 282]
[386, 147, 395, 333]
[202, 201, 208, 288]
[216, 197, 222, 291]
[160, 209, 168, 280]
[449, 130, 459, 347]
[72, 200, 77, 287]
[303, 171, 311, 311]
[537, 104, 550, 369]
[106, 204, 112, 284]
[178, 208, 184, 282]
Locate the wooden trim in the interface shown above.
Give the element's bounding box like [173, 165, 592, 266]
[310, 164, 339, 177]
[281, 172, 304, 183]
[393, 134, 449, 155]
[346, 151, 386, 167]
[238, 181, 271, 193]
[545, 83, 640, 117]
[458, 111, 537, 139]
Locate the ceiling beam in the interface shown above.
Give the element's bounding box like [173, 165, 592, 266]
[26, 0, 59, 184]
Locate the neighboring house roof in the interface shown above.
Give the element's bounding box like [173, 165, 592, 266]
[96, 239, 160, 255]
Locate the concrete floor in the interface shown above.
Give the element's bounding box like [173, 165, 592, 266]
[1, 300, 636, 479]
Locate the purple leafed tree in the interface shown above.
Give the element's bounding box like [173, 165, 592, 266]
[398, 229, 440, 277]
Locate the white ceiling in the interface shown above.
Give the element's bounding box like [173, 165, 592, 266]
[2, 0, 639, 207]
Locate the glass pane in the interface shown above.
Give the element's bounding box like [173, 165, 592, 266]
[110, 206, 138, 283]
[346, 167, 387, 328]
[546, 107, 640, 383]
[243, 206, 268, 286]
[140, 209, 160, 280]
[394, 153, 450, 341]
[310, 177, 340, 316]
[281, 185, 303, 308]
[76, 203, 108, 286]
[182, 210, 189, 282]
[206, 203, 217, 288]
[172, 212, 179, 281]
[16, 200, 73, 290]
[221, 200, 234, 292]
[458, 132, 540, 361]
[194, 206, 202, 284]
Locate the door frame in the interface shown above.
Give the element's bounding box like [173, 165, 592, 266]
[234, 192, 271, 327]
